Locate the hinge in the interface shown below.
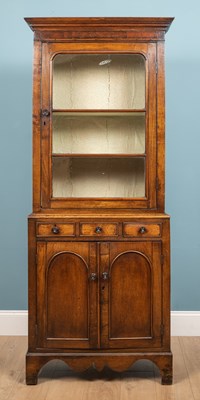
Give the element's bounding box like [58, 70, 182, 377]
[35, 254, 38, 266]
[160, 323, 164, 337]
[156, 177, 159, 191]
[161, 254, 164, 265]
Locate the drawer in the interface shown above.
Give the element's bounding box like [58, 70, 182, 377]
[37, 223, 75, 237]
[123, 223, 161, 237]
[80, 223, 118, 237]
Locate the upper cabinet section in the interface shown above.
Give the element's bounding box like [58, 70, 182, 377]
[25, 17, 173, 212]
[53, 54, 145, 110]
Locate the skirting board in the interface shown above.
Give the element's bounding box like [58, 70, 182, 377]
[0, 311, 200, 336]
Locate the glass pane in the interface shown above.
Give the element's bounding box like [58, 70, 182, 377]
[52, 157, 145, 198]
[53, 54, 145, 109]
[52, 112, 145, 154]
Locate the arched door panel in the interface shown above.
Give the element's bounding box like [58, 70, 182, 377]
[110, 251, 151, 338]
[47, 252, 88, 339]
[37, 242, 98, 349]
[100, 242, 162, 349]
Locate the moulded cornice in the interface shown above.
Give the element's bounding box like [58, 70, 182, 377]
[25, 17, 174, 42]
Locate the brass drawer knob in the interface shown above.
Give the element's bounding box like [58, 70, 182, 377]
[95, 226, 102, 234]
[52, 226, 60, 234]
[139, 226, 147, 234]
[89, 273, 98, 281]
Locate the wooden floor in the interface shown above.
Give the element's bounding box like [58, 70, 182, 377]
[0, 337, 200, 399]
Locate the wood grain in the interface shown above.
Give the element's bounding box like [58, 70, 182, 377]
[0, 337, 27, 400]
[25, 17, 174, 43]
[37, 222, 75, 236]
[154, 337, 193, 399]
[179, 337, 200, 400]
[80, 222, 118, 236]
[123, 223, 161, 237]
[0, 337, 199, 400]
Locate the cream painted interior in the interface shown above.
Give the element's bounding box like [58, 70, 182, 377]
[52, 113, 145, 154]
[53, 54, 145, 109]
[52, 157, 145, 198]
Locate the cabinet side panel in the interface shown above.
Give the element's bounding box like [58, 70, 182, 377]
[28, 219, 37, 350]
[156, 41, 165, 211]
[162, 219, 171, 349]
[147, 43, 157, 208]
[41, 43, 51, 207]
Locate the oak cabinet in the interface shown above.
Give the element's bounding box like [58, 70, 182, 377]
[25, 17, 173, 385]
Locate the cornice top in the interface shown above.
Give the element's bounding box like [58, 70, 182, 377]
[25, 17, 174, 33]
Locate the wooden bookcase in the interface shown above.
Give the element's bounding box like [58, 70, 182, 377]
[25, 17, 174, 385]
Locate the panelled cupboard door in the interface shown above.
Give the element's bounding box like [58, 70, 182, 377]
[100, 242, 162, 349]
[36, 242, 99, 349]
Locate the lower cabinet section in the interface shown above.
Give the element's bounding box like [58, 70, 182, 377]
[27, 217, 172, 385]
[36, 241, 162, 350]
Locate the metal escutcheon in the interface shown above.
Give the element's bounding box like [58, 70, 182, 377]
[89, 273, 98, 281]
[41, 109, 50, 117]
[102, 272, 109, 280]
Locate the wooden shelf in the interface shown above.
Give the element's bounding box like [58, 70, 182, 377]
[52, 110, 146, 116]
[52, 154, 146, 158]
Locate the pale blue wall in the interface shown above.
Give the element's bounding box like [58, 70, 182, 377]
[0, 0, 199, 310]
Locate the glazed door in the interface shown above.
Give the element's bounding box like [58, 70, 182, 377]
[37, 241, 99, 349]
[100, 242, 163, 349]
[40, 42, 157, 210]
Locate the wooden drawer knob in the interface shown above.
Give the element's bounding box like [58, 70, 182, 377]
[95, 226, 102, 234]
[139, 226, 147, 234]
[51, 226, 60, 234]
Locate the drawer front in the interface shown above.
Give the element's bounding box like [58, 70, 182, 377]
[37, 223, 75, 237]
[123, 223, 161, 237]
[80, 223, 118, 237]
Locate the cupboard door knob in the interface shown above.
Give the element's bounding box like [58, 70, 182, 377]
[41, 109, 50, 117]
[95, 226, 102, 234]
[139, 226, 147, 234]
[89, 273, 98, 281]
[102, 272, 109, 280]
[52, 226, 60, 234]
